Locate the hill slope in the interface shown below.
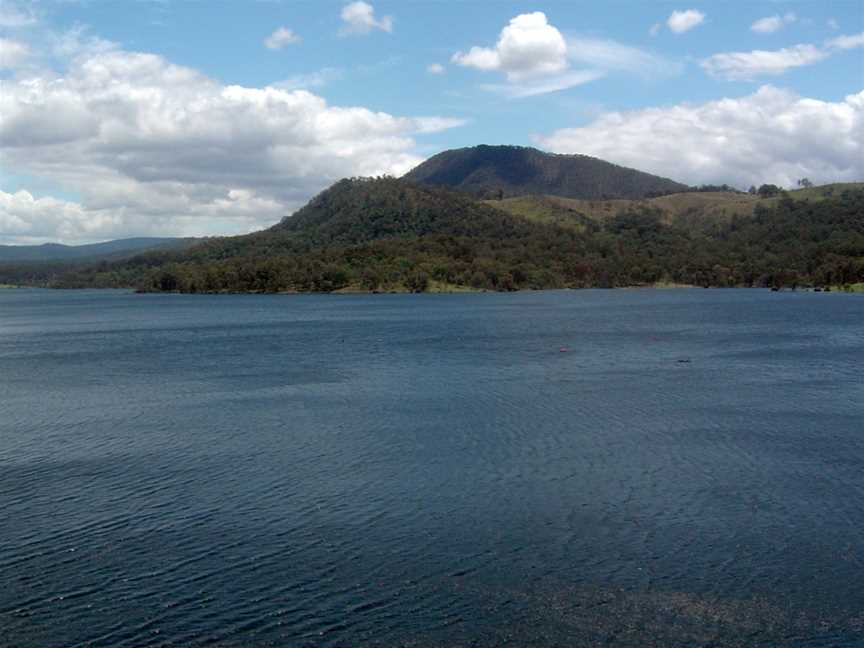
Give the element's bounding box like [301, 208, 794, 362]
[487, 183, 864, 232]
[177, 176, 547, 263]
[4, 179, 862, 293]
[403, 145, 689, 200]
[487, 192, 760, 232]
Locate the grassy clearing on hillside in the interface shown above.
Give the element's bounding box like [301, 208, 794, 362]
[484, 196, 590, 231]
[488, 191, 760, 229]
[785, 182, 864, 201]
[488, 185, 864, 235]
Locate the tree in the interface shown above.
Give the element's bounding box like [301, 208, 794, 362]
[757, 184, 781, 198]
[406, 270, 430, 293]
[797, 178, 813, 188]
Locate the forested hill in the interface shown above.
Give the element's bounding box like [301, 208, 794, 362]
[402, 145, 689, 200]
[11, 180, 860, 294]
[272, 176, 547, 246]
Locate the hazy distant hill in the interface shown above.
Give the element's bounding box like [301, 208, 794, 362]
[403, 145, 689, 200]
[0, 237, 197, 263]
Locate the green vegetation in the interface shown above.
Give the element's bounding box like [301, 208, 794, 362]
[8, 178, 858, 295]
[774, 182, 864, 202]
[404, 144, 688, 200]
[490, 191, 760, 228]
[837, 282, 864, 293]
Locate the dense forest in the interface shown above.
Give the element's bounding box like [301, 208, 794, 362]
[403, 145, 688, 200]
[6, 177, 860, 294]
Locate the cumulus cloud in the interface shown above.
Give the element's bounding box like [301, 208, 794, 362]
[751, 13, 797, 34]
[1, 190, 94, 245]
[264, 27, 301, 50]
[339, 1, 393, 36]
[0, 45, 465, 244]
[452, 12, 677, 97]
[536, 86, 864, 189]
[702, 33, 864, 80]
[452, 12, 568, 81]
[667, 9, 705, 34]
[427, 63, 445, 75]
[0, 38, 30, 69]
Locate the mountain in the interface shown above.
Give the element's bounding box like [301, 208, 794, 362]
[403, 145, 689, 200]
[0, 237, 197, 263]
[2, 177, 862, 294]
[160, 177, 546, 264]
[42, 178, 585, 293]
[272, 176, 542, 244]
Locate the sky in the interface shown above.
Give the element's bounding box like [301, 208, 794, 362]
[0, 0, 862, 245]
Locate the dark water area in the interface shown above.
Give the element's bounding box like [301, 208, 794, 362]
[1, 288, 862, 647]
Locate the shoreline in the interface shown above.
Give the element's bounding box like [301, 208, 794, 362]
[119, 284, 863, 296]
[10, 283, 861, 296]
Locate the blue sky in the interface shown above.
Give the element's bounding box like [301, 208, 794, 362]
[0, 0, 862, 243]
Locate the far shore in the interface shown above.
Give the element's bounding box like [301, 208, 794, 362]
[121, 283, 864, 296]
[8, 282, 862, 295]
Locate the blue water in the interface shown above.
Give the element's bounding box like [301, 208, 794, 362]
[1, 288, 862, 647]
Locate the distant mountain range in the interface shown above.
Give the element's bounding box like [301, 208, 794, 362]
[0, 146, 861, 293]
[0, 237, 196, 263]
[403, 145, 688, 200]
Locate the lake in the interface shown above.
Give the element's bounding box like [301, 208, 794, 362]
[1, 288, 862, 647]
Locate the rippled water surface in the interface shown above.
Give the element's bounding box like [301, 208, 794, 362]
[1, 288, 863, 647]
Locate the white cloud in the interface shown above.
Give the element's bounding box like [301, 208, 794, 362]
[702, 33, 864, 80]
[452, 12, 568, 81]
[536, 86, 864, 189]
[264, 27, 301, 50]
[451, 12, 676, 98]
[667, 9, 705, 34]
[751, 13, 796, 35]
[0, 190, 93, 244]
[51, 24, 117, 60]
[339, 1, 393, 36]
[828, 18, 839, 30]
[0, 45, 466, 244]
[0, 38, 30, 69]
[649, 23, 662, 37]
[702, 44, 827, 80]
[826, 32, 864, 50]
[751, 13, 797, 34]
[412, 117, 469, 133]
[427, 63, 445, 75]
[482, 70, 605, 98]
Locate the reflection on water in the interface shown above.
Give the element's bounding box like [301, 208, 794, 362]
[1, 288, 862, 646]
